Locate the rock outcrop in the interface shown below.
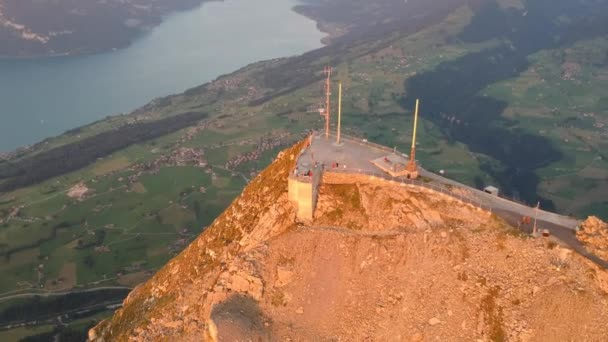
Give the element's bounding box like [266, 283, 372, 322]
[578, 216, 608, 260]
[90, 140, 608, 341]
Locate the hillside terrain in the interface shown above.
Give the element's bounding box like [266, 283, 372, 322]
[0, 0, 607, 339]
[89, 140, 608, 341]
[293, 0, 467, 44]
[0, 0, 207, 56]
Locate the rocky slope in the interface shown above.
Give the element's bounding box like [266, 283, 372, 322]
[578, 216, 608, 261]
[90, 141, 608, 341]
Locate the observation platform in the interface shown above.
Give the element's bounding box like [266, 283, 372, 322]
[289, 132, 414, 220]
[285, 132, 601, 267]
[293, 132, 411, 178]
[288, 132, 582, 233]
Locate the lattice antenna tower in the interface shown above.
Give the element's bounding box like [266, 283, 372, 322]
[323, 66, 332, 139]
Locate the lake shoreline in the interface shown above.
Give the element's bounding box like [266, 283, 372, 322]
[0, 0, 223, 58]
[0, 0, 325, 154]
[0, 1, 331, 60]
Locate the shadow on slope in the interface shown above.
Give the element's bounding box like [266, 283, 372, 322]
[210, 294, 270, 341]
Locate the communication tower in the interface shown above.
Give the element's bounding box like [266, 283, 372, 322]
[323, 66, 332, 139]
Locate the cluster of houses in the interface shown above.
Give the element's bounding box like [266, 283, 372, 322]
[561, 62, 582, 81]
[223, 133, 294, 170]
[580, 112, 608, 138]
[207, 73, 264, 105]
[140, 148, 208, 175]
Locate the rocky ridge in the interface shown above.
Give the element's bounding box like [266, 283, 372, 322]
[89, 140, 608, 341]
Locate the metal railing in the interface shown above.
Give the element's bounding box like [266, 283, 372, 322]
[423, 170, 581, 229]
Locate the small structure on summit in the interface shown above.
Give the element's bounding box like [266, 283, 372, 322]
[288, 69, 582, 235]
[370, 153, 409, 177]
[371, 99, 421, 179]
[288, 69, 424, 220]
[483, 185, 500, 196]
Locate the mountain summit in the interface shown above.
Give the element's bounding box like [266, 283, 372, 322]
[89, 139, 608, 341]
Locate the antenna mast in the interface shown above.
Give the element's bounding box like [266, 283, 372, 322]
[337, 82, 342, 144]
[406, 99, 420, 174]
[324, 66, 332, 139]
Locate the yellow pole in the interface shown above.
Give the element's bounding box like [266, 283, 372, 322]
[411, 99, 419, 150]
[405, 99, 421, 175]
[337, 82, 342, 144]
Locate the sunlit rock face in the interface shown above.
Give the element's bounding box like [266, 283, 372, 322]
[90, 140, 608, 342]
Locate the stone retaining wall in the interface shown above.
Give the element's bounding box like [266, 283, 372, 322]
[322, 171, 488, 213]
[289, 170, 490, 222]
